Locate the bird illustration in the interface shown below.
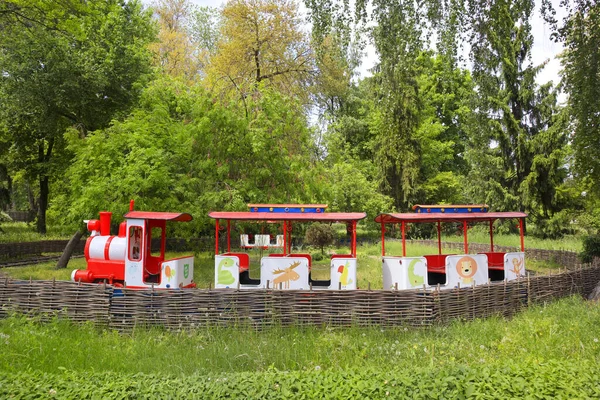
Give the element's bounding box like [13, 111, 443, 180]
[337, 262, 353, 286]
[217, 258, 236, 285]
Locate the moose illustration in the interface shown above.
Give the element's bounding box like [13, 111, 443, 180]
[272, 261, 301, 289]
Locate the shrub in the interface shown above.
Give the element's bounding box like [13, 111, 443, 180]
[580, 234, 600, 263]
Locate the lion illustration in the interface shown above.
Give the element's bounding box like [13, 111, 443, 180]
[456, 256, 478, 284]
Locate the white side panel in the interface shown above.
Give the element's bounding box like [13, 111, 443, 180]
[445, 254, 489, 289]
[504, 252, 526, 281]
[261, 257, 309, 290]
[108, 237, 126, 260]
[330, 258, 357, 290]
[215, 255, 240, 288]
[88, 236, 109, 260]
[382, 257, 428, 290]
[157, 256, 194, 289]
[240, 235, 250, 247]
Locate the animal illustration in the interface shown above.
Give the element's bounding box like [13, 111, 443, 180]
[408, 258, 425, 287]
[337, 262, 353, 286]
[272, 261, 301, 289]
[217, 257, 236, 285]
[510, 257, 524, 276]
[456, 255, 478, 284]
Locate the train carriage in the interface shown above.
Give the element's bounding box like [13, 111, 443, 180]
[375, 205, 527, 290]
[209, 204, 367, 290]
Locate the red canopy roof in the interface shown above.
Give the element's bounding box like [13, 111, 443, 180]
[208, 211, 366, 222]
[124, 211, 193, 222]
[374, 211, 527, 224]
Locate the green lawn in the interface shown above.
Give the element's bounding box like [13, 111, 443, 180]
[0, 296, 598, 375]
[0, 297, 599, 398]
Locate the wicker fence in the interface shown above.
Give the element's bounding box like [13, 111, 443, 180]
[2, 264, 599, 330]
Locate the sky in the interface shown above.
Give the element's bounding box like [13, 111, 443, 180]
[154, 0, 566, 88]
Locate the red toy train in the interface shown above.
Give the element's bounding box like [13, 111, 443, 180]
[71, 201, 195, 289]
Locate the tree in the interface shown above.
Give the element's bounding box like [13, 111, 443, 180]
[0, 0, 155, 233]
[306, 0, 466, 210]
[149, 0, 220, 82]
[206, 0, 316, 113]
[464, 0, 566, 232]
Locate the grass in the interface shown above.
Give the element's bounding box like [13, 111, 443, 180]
[440, 229, 582, 252]
[0, 296, 598, 375]
[0, 222, 72, 243]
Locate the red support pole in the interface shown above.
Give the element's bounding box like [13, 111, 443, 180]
[402, 222, 406, 257]
[463, 220, 468, 254]
[283, 221, 287, 255]
[381, 223, 386, 257]
[519, 218, 525, 251]
[489, 220, 494, 252]
[288, 222, 293, 254]
[215, 219, 220, 255]
[227, 220, 231, 253]
[351, 221, 357, 257]
[437, 221, 442, 255]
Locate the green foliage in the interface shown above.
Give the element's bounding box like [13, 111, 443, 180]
[464, 0, 567, 233]
[304, 223, 336, 254]
[0, 0, 156, 233]
[50, 78, 319, 234]
[2, 361, 600, 399]
[558, 2, 600, 196]
[580, 235, 600, 263]
[0, 211, 11, 223]
[325, 161, 394, 230]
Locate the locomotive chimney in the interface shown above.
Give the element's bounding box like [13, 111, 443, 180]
[99, 211, 112, 236]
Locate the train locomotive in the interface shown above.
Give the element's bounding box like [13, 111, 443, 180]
[71, 201, 195, 289]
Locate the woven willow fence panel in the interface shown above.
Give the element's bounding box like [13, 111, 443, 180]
[2, 266, 600, 330]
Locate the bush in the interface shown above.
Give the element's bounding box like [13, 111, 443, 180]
[580, 234, 600, 263]
[311, 252, 324, 261]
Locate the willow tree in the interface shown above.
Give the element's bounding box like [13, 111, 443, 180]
[557, 1, 600, 194]
[306, 0, 470, 210]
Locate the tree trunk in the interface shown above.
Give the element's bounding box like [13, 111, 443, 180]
[37, 175, 49, 234]
[56, 230, 84, 269]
